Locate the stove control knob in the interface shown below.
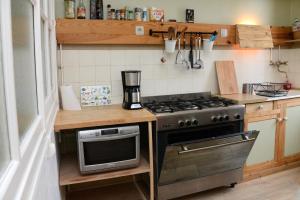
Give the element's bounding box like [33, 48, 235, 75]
[192, 119, 199, 126]
[223, 115, 230, 120]
[178, 120, 185, 127]
[211, 116, 218, 122]
[217, 115, 224, 121]
[234, 114, 241, 120]
[185, 120, 192, 126]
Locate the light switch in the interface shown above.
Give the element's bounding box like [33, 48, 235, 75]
[135, 26, 144, 36]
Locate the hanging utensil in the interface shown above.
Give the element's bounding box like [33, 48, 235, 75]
[189, 36, 194, 69]
[176, 38, 184, 64]
[182, 33, 190, 69]
[196, 36, 204, 68]
[192, 36, 201, 69]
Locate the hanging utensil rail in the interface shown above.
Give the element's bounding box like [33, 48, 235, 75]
[149, 29, 218, 38]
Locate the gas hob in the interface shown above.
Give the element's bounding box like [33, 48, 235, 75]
[142, 93, 245, 131]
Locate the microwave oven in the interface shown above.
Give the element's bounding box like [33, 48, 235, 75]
[77, 125, 140, 174]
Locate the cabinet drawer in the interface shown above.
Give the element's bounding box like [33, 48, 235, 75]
[246, 102, 273, 113]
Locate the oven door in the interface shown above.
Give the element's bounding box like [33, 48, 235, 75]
[158, 130, 259, 186]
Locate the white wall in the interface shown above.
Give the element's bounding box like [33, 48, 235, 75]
[59, 46, 287, 104]
[286, 49, 300, 88]
[291, 0, 300, 21]
[55, 0, 292, 26]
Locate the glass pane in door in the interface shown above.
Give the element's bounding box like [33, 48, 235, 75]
[11, 0, 38, 139]
[0, 30, 11, 175]
[41, 19, 48, 97]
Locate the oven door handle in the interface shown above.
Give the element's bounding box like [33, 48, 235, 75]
[178, 137, 256, 155]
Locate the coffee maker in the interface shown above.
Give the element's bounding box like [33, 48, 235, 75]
[121, 70, 142, 110]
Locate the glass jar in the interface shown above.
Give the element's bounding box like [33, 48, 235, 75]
[120, 9, 125, 20]
[134, 7, 142, 21]
[110, 9, 116, 20]
[64, 0, 75, 19]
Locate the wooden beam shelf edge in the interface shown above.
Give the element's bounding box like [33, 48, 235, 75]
[56, 19, 294, 46]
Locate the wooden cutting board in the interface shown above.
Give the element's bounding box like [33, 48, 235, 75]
[215, 61, 239, 95]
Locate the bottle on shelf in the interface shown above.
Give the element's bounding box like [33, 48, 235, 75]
[77, 0, 86, 19]
[90, 0, 97, 19]
[64, 0, 75, 19]
[96, 0, 104, 19]
[107, 4, 111, 20]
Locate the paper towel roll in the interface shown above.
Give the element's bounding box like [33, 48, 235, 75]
[60, 85, 81, 110]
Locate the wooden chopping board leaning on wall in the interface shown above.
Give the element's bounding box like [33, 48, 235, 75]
[215, 61, 239, 95]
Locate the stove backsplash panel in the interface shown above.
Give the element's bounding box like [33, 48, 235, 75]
[58, 47, 294, 104]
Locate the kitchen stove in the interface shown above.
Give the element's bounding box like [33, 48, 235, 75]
[143, 93, 244, 131]
[142, 93, 259, 200]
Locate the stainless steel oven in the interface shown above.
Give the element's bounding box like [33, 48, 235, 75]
[77, 125, 140, 174]
[154, 121, 259, 200]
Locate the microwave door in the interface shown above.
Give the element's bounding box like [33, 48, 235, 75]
[78, 132, 140, 174]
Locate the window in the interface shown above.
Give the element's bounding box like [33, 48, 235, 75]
[11, 0, 39, 140]
[41, 18, 48, 97]
[0, 30, 11, 176]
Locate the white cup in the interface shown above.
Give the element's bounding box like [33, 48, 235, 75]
[203, 39, 214, 52]
[164, 40, 177, 53]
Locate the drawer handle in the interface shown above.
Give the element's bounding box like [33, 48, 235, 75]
[283, 117, 288, 121]
[257, 105, 264, 110]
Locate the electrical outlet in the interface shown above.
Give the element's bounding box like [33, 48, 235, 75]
[135, 26, 144, 36]
[221, 28, 228, 38]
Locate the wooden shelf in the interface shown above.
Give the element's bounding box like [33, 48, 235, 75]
[56, 19, 236, 46]
[60, 154, 150, 186]
[56, 19, 293, 47]
[66, 182, 145, 200]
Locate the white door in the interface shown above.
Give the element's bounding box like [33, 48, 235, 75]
[0, 0, 60, 199]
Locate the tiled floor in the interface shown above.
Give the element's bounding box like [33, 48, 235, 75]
[177, 167, 300, 200]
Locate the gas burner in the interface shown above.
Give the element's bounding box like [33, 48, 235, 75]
[143, 94, 235, 114]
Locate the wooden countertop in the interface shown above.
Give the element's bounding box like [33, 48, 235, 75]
[219, 93, 268, 104]
[54, 104, 156, 132]
[220, 90, 300, 104]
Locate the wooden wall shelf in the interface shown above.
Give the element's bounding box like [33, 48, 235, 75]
[60, 154, 150, 186]
[56, 19, 293, 47]
[56, 19, 236, 46]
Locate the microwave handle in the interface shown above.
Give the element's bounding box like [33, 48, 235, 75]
[78, 131, 139, 142]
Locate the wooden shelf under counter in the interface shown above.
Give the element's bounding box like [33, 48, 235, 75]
[60, 154, 151, 186]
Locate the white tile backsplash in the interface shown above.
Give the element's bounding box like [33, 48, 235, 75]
[60, 48, 298, 104]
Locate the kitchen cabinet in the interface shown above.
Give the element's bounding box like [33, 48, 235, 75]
[243, 98, 300, 181]
[54, 105, 156, 200]
[246, 118, 277, 166]
[275, 98, 300, 161]
[284, 106, 300, 156]
[244, 108, 281, 167]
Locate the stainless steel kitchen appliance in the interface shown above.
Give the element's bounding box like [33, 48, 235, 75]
[121, 70, 142, 110]
[142, 93, 259, 200]
[77, 125, 140, 174]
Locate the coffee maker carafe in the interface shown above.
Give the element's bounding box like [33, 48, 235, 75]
[121, 70, 142, 110]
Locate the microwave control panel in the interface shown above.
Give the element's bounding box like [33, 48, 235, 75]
[78, 125, 139, 140]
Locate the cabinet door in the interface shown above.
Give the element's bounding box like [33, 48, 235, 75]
[284, 105, 300, 157]
[246, 119, 277, 166]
